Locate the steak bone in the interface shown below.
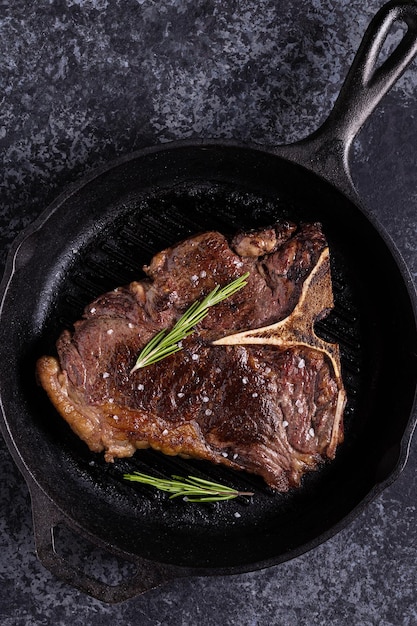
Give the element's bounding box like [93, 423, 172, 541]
[212, 247, 346, 457]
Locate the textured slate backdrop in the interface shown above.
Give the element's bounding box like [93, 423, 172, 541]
[1, 1, 417, 624]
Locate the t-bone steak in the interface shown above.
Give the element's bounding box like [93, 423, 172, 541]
[36, 222, 346, 492]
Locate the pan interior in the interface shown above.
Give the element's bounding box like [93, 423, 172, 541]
[2, 145, 417, 570]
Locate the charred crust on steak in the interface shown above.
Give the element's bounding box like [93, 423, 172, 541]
[36, 222, 346, 492]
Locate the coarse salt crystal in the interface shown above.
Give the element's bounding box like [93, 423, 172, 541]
[107, 329, 114, 335]
[233, 453, 238, 460]
[234, 512, 241, 518]
[199, 270, 207, 278]
[309, 427, 315, 437]
[108, 398, 114, 403]
[128, 323, 134, 329]
[162, 429, 169, 436]
[298, 358, 305, 369]
[113, 415, 119, 421]
[242, 377, 248, 385]
[264, 367, 271, 374]
[102, 372, 110, 379]
[137, 383, 144, 391]
[252, 392, 258, 398]
[221, 451, 228, 457]
[90, 307, 96, 313]
[283, 420, 289, 428]
[191, 275, 198, 282]
[205, 409, 212, 416]
[191, 354, 199, 361]
[202, 396, 209, 403]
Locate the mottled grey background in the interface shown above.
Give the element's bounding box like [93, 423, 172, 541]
[1, 0, 417, 624]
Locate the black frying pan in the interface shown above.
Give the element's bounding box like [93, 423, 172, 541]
[1, 0, 417, 604]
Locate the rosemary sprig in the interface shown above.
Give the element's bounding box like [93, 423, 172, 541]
[123, 471, 254, 502]
[131, 272, 250, 373]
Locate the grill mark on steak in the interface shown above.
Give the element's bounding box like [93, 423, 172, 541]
[36, 222, 346, 492]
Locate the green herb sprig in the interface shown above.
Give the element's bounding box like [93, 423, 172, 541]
[131, 272, 250, 373]
[124, 471, 253, 502]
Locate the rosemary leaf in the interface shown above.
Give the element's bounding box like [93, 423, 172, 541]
[124, 471, 254, 503]
[131, 272, 250, 373]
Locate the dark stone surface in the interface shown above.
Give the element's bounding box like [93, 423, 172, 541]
[1, 0, 416, 623]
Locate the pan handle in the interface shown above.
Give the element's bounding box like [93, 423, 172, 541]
[275, 0, 417, 200]
[28, 480, 187, 603]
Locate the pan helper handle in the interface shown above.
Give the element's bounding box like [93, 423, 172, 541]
[28, 479, 188, 603]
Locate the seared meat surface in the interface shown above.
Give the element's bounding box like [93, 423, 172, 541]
[37, 222, 345, 492]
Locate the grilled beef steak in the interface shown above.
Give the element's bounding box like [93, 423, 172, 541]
[37, 222, 346, 492]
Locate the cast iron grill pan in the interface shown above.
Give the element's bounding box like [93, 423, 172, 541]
[17, 152, 417, 566]
[1, 1, 417, 602]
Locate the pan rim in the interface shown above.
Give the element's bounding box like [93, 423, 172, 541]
[0, 139, 417, 574]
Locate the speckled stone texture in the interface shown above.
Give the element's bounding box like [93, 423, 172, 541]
[1, 0, 417, 624]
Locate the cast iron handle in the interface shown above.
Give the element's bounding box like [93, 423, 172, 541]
[29, 480, 189, 603]
[318, 0, 417, 144]
[275, 0, 417, 200]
